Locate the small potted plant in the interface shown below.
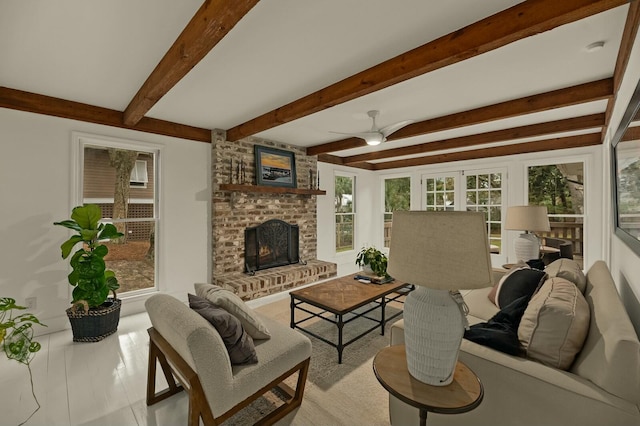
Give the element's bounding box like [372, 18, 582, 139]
[355, 246, 389, 277]
[1, 297, 46, 424]
[54, 204, 124, 342]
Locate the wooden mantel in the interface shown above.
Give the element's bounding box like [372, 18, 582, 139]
[218, 184, 326, 196]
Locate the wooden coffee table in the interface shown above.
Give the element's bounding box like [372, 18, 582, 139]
[290, 274, 411, 363]
[373, 345, 483, 425]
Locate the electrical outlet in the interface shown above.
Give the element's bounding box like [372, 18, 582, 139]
[25, 297, 37, 310]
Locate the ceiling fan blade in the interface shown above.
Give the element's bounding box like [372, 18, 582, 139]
[329, 131, 381, 139]
[380, 120, 414, 138]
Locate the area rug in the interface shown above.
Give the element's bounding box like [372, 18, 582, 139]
[221, 299, 403, 425]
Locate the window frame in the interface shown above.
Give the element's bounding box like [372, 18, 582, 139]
[463, 168, 505, 254]
[420, 168, 505, 255]
[72, 132, 161, 298]
[382, 173, 412, 248]
[611, 77, 640, 257]
[130, 159, 149, 188]
[525, 157, 588, 265]
[334, 172, 356, 254]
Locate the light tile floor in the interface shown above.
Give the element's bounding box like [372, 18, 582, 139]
[1, 311, 189, 426]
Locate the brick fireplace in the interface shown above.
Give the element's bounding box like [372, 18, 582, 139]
[211, 130, 336, 300]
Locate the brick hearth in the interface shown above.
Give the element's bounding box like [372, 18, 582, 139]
[213, 259, 337, 301]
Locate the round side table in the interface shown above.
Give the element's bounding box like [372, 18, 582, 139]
[373, 345, 483, 426]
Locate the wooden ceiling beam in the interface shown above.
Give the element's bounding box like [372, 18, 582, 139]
[613, 0, 640, 95]
[342, 113, 604, 164]
[227, 0, 627, 141]
[603, 0, 640, 137]
[372, 133, 602, 170]
[622, 125, 640, 141]
[0, 86, 211, 142]
[316, 154, 344, 166]
[308, 78, 612, 156]
[123, 0, 260, 126]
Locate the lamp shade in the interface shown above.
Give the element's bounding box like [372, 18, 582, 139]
[387, 210, 494, 290]
[504, 206, 550, 232]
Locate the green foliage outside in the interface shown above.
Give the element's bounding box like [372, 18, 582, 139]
[335, 175, 354, 213]
[385, 177, 411, 212]
[335, 176, 355, 251]
[528, 164, 582, 215]
[619, 159, 640, 214]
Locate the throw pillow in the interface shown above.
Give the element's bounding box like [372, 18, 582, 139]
[518, 277, 590, 370]
[194, 283, 271, 340]
[488, 263, 529, 305]
[188, 294, 258, 365]
[492, 268, 547, 309]
[544, 258, 586, 294]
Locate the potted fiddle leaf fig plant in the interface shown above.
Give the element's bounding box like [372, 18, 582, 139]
[1, 297, 46, 425]
[54, 204, 124, 342]
[355, 246, 389, 277]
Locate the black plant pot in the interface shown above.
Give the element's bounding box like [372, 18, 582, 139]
[66, 298, 121, 342]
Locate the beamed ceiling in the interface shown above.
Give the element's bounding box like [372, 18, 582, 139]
[1, 0, 639, 170]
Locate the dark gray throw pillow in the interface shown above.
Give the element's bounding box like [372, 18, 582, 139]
[188, 293, 258, 365]
[496, 268, 547, 309]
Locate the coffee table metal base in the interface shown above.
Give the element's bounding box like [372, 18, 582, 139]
[290, 290, 407, 363]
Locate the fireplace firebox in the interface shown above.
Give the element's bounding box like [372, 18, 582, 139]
[245, 219, 300, 273]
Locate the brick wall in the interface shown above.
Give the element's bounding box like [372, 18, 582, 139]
[211, 130, 324, 278]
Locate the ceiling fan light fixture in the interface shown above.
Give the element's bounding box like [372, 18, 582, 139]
[330, 110, 412, 147]
[365, 134, 383, 146]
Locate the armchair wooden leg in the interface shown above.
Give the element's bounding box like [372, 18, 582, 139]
[146, 330, 184, 406]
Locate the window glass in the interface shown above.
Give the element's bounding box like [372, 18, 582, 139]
[616, 138, 640, 241]
[528, 162, 584, 267]
[466, 172, 503, 254]
[384, 177, 410, 247]
[335, 175, 355, 252]
[424, 175, 456, 211]
[82, 144, 158, 295]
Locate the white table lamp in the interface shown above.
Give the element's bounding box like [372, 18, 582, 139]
[504, 206, 551, 263]
[387, 211, 493, 386]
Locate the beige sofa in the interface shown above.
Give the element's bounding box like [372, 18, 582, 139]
[389, 260, 640, 426]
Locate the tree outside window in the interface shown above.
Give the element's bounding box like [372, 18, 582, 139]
[335, 175, 355, 252]
[82, 143, 158, 295]
[528, 162, 584, 262]
[384, 177, 410, 247]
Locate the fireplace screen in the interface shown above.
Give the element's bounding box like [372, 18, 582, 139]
[245, 219, 299, 273]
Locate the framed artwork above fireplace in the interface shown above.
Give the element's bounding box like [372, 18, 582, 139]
[255, 145, 297, 188]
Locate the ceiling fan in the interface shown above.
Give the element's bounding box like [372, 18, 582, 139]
[331, 110, 414, 146]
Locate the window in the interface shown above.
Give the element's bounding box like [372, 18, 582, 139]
[466, 172, 503, 254]
[335, 174, 355, 252]
[421, 170, 504, 254]
[528, 162, 584, 266]
[616, 138, 640, 244]
[130, 160, 148, 187]
[383, 177, 411, 247]
[423, 175, 456, 211]
[612, 78, 640, 256]
[78, 136, 159, 296]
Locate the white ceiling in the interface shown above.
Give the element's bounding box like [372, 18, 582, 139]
[0, 1, 630, 159]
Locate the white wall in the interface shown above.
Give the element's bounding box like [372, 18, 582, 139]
[0, 108, 211, 334]
[605, 27, 640, 335]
